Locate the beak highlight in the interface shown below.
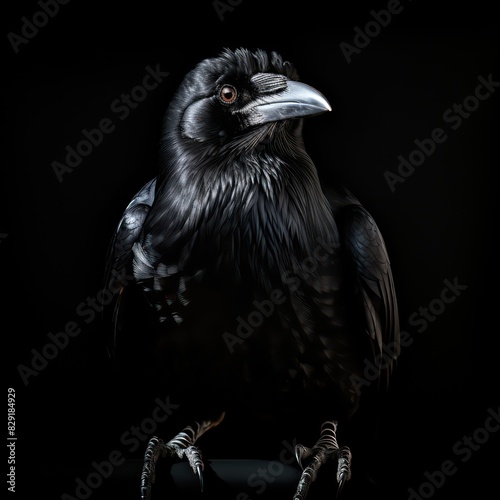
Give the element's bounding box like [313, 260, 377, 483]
[247, 78, 332, 126]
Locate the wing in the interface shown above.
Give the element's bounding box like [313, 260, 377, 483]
[104, 177, 156, 354]
[326, 186, 400, 383]
[105, 178, 156, 290]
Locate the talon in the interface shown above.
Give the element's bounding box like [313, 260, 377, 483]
[295, 444, 312, 470]
[196, 464, 204, 492]
[336, 474, 346, 498]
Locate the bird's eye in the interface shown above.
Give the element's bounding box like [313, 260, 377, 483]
[219, 85, 237, 104]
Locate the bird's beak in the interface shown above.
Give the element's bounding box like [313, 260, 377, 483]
[246, 76, 332, 127]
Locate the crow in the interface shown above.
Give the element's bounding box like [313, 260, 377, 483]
[105, 48, 400, 500]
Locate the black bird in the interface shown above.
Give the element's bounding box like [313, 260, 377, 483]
[105, 48, 400, 500]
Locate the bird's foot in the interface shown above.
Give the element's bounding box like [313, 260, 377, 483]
[140, 412, 225, 500]
[293, 421, 351, 500]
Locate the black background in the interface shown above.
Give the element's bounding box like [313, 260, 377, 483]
[3, 0, 499, 499]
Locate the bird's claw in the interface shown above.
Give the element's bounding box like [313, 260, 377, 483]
[141, 414, 224, 498]
[141, 438, 206, 498]
[292, 422, 351, 500]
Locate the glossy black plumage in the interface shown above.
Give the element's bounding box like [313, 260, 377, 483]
[105, 48, 400, 485]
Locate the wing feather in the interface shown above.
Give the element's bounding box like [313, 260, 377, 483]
[344, 204, 400, 373]
[325, 186, 400, 381]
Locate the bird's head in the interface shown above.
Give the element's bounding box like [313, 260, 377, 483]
[161, 48, 331, 160]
